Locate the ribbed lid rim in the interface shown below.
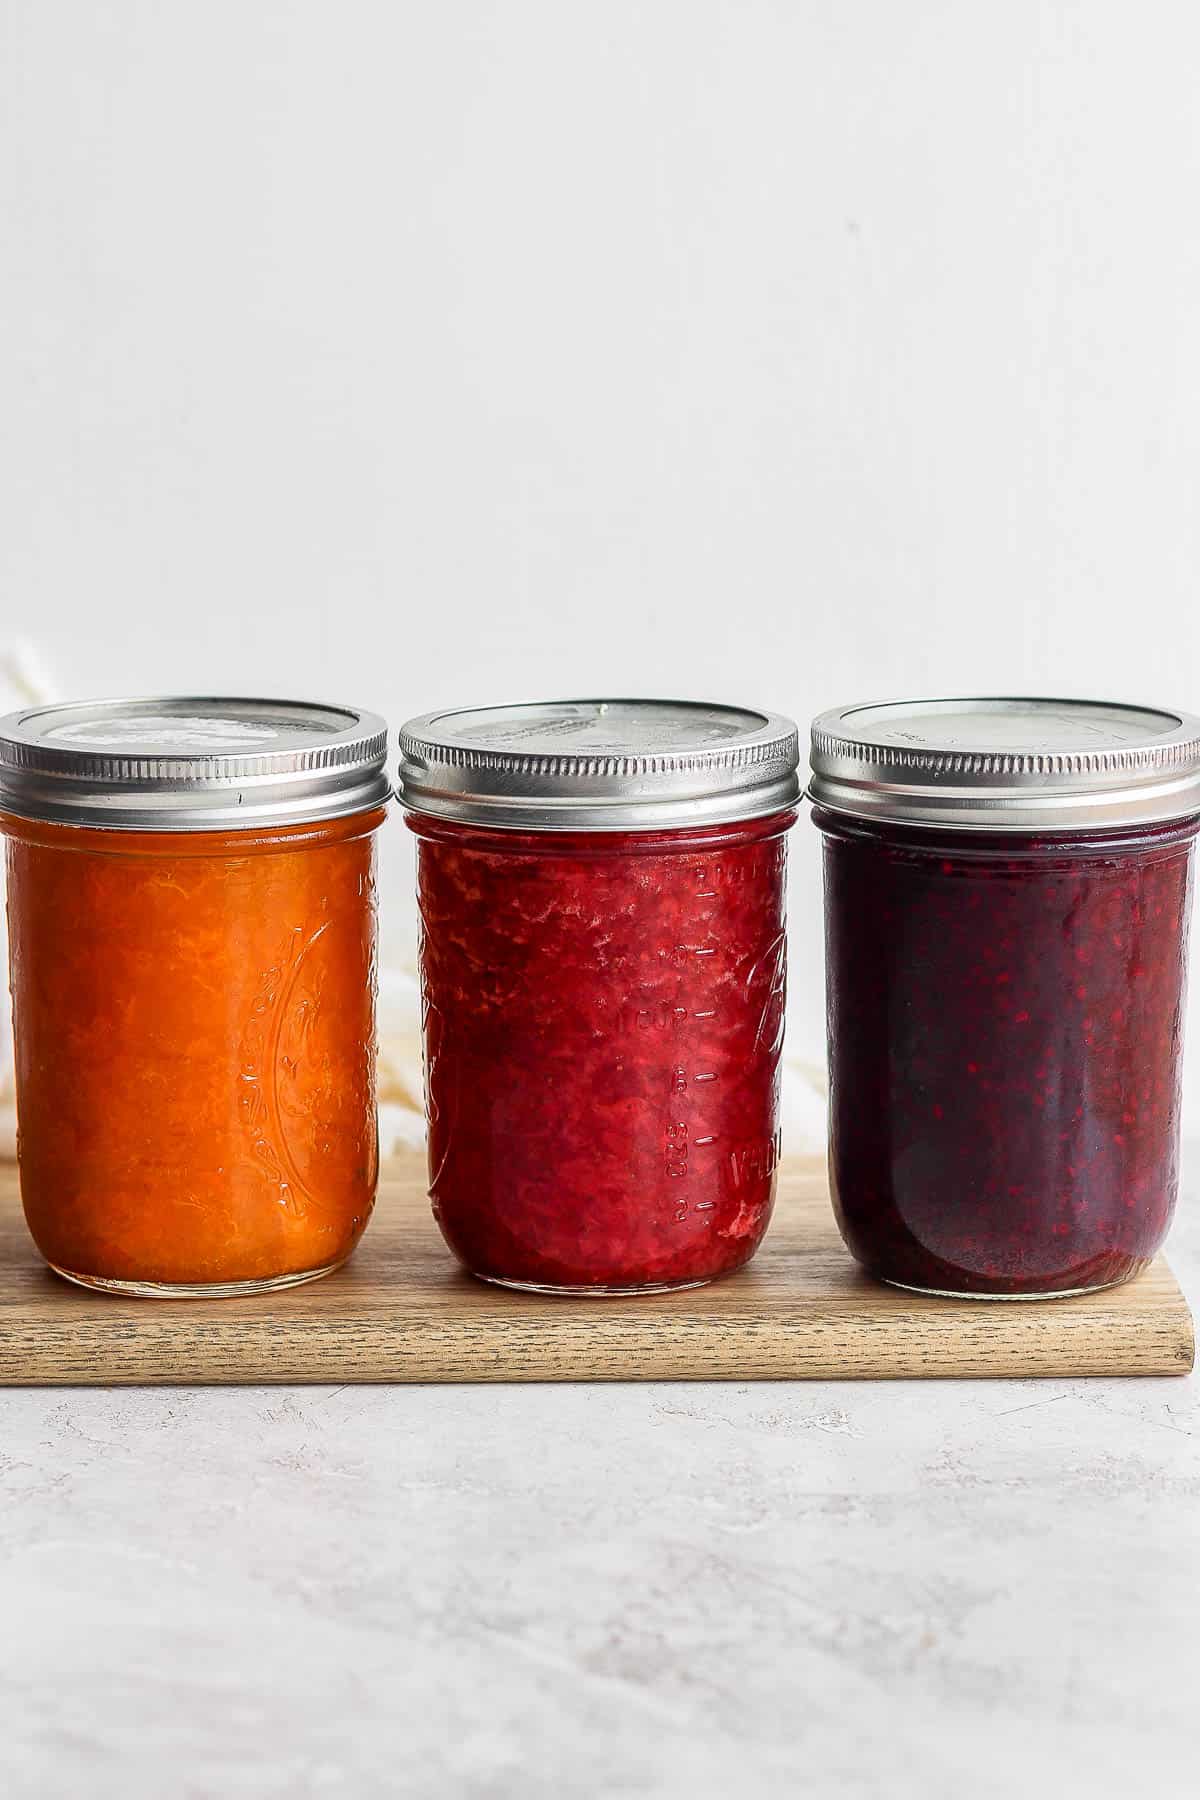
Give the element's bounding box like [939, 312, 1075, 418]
[0, 696, 391, 830]
[809, 695, 1200, 831]
[398, 698, 801, 830]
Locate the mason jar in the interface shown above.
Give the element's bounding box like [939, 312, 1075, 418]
[398, 699, 800, 1293]
[0, 697, 389, 1297]
[809, 696, 1200, 1298]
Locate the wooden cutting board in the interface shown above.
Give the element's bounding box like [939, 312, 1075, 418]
[0, 1155, 1192, 1383]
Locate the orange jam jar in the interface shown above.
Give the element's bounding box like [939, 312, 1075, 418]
[0, 697, 389, 1297]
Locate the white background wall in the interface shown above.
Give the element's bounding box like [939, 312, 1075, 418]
[4, 2, 1200, 1074]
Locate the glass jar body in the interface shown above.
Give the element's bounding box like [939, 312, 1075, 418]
[815, 807, 1199, 1296]
[409, 811, 795, 1293]
[3, 808, 385, 1296]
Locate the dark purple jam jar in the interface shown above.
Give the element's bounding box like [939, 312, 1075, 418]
[809, 698, 1200, 1298]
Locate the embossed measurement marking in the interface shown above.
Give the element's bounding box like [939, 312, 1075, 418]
[660, 859, 730, 1198]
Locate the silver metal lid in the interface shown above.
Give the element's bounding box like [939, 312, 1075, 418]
[0, 696, 390, 831]
[398, 698, 801, 830]
[809, 696, 1200, 831]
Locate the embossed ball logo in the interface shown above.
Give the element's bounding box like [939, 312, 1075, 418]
[239, 917, 377, 1216]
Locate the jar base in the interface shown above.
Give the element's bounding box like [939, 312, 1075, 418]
[880, 1271, 1142, 1302]
[46, 1258, 348, 1300]
[475, 1272, 716, 1298]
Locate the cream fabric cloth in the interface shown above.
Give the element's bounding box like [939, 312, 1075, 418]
[0, 643, 59, 1158]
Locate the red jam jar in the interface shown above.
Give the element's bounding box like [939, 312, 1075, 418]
[809, 697, 1200, 1298]
[399, 699, 800, 1293]
[0, 697, 389, 1297]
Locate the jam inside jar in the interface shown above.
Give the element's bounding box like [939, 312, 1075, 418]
[411, 814, 793, 1292]
[399, 699, 801, 1294]
[818, 812, 1198, 1295]
[810, 696, 1200, 1299]
[0, 696, 390, 1298]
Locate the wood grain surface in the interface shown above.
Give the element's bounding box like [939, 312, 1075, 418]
[0, 1155, 1192, 1383]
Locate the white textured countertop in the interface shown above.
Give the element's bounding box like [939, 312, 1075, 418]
[3, 1161, 1199, 1800]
